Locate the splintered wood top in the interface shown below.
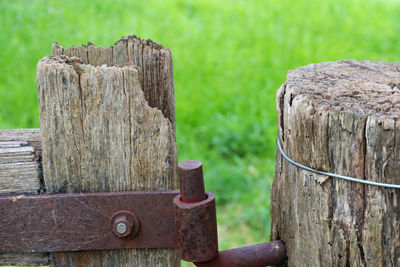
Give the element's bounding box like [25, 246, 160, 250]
[284, 59, 400, 118]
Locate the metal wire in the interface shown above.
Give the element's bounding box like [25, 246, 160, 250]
[277, 138, 400, 189]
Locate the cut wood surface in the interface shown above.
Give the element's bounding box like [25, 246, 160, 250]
[37, 36, 179, 266]
[271, 60, 400, 266]
[0, 129, 42, 195]
[0, 129, 49, 266]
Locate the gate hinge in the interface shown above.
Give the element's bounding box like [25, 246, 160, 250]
[0, 160, 287, 267]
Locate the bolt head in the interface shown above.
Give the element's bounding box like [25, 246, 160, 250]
[110, 211, 140, 239]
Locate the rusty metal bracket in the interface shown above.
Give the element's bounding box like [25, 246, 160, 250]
[0, 160, 287, 266]
[0, 190, 179, 252]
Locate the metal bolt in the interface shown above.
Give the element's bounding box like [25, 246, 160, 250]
[110, 211, 140, 239]
[117, 222, 127, 234]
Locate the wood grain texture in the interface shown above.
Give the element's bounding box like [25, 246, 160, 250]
[0, 251, 49, 266]
[51, 35, 176, 133]
[271, 60, 400, 266]
[0, 129, 42, 195]
[38, 39, 179, 266]
[0, 129, 49, 266]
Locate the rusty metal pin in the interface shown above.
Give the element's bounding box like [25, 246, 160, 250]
[178, 160, 206, 203]
[194, 240, 287, 267]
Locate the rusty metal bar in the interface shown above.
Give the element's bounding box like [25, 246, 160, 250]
[194, 240, 287, 267]
[0, 190, 179, 253]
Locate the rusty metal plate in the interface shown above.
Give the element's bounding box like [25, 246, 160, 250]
[0, 190, 180, 253]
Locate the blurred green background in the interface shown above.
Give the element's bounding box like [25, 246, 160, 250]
[1, 0, 400, 263]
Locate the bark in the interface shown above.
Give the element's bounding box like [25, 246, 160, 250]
[271, 60, 400, 266]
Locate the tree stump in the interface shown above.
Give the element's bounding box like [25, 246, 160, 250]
[271, 60, 400, 266]
[37, 36, 179, 266]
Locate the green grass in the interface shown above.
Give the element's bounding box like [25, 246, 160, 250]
[1, 0, 400, 262]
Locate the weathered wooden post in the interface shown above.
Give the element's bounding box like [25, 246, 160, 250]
[0, 129, 48, 266]
[38, 36, 178, 266]
[33, 36, 179, 266]
[271, 60, 400, 266]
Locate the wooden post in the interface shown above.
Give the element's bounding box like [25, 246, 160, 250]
[0, 129, 49, 266]
[271, 60, 400, 266]
[37, 36, 179, 266]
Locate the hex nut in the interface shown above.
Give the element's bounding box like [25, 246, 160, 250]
[110, 211, 140, 239]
